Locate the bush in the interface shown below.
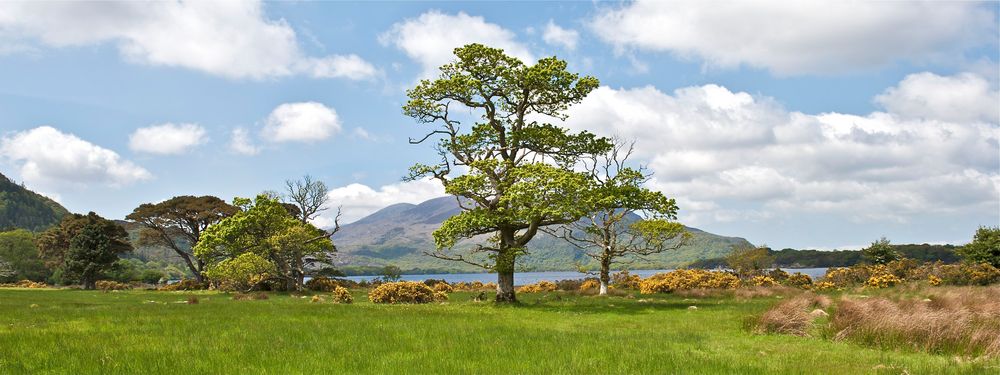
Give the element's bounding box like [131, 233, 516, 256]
[331, 286, 353, 304]
[95, 280, 131, 292]
[784, 273, 813, 288]
[611, 270, 641, 289]
[555, 279, 585, 291]
[368, 281, 436, 304]
[1, 280, 48, 288]
[928, 275, 942, 286]
[140, 270, 167, 284]
[814, 281, 837, 291]
[203, 253, 276, 292]
[452, 281, 491, 291]
[423, 279, 447, 287]
[517, 280, 558, 293]
[579, 279, 601, 292]
[305, 277, 340, 292]
[159, 279, 207, 291]
[864, 273, 902, 289]
[767, 268, 790, 282]
[751, 276, 777, 287]
[639, 269, 741, 294]
[433, 291, 449, 302]
[432, 282, 453, 293]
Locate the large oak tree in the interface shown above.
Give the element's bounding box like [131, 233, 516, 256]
[36, 212, 132, 289]
[404, 43, 611, 302]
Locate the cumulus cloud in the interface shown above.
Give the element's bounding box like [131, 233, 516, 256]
[590, 0, 996, 75]
[380, 10, 534, 78]
[324, 178, 446, 223]
[0, 126, 151, 188]
[0, 1, 376, 80]
[228, 127, 259, 155]
[542, 20, 579, 50]
[261, 102, 342, 143]
[561, 72, 999, 225]
[875, 72, 999, 124]
[128, 123, 206, 155]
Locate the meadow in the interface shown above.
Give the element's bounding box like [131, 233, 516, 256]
[1, 287, 997, 374]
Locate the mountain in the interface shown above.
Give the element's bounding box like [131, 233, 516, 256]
[331, 196, 753, 274]
[0, 172, 70, 232]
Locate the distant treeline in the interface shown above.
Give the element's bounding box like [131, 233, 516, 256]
[687, 244, 963, 269]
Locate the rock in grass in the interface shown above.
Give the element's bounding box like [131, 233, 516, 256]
[809, 309, 828, 318]
[688, 305, 698, 310]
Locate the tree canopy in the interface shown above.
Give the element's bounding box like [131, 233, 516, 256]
[36, 212, 132, 289]
[404, 43, 611, 302]
[194, 195, 334, 291]
[126, 195, 237, 282]
[960, 226, 1000, 268]
[862, 237, 901, 265]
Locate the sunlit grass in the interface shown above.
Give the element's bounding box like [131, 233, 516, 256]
[0, 288, 996, 374]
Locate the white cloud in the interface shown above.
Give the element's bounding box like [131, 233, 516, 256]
[351, 127, 377, 142]
[0, 1, 376, 80]
[875, 72, 999, 124]
[562, 72, 999, 225]
[0, 126, 151, 188]
[261, 102, 342, 143]
[128, 123, 206, 155]
[542, 20, 579, 50]
[228, 127, 259, 155]
[380, 10, 535, 78]
[590, 0, 996, 75]
[301, 54, 378, 80]
[324, 178, 446, 223]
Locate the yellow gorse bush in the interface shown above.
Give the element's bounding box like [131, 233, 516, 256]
[751, 276, 777, 287]
[864, 273, 902, 289]
[517, 280, 558, 293]
[579, 279, 601, 291]
[432, 282, 454, 293]
[95, 280, 130, 291]
[639, 269, 741, 294]
[331, 286, 353, 304]
[368, 281, 436, 304]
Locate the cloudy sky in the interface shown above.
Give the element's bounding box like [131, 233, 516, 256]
[0, 1, 997, 249]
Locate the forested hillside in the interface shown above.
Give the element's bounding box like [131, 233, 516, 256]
[0, 172, 69, 232]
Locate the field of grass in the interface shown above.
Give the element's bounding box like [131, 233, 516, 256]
[1, 288, 997, 374]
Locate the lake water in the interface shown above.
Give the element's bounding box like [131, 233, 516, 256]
[343, 268, 829, 286]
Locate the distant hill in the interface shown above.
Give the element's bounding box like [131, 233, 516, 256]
[0, 172, 70, 232]
[688, 245, 963, 269]
[331, 196, 753, 274]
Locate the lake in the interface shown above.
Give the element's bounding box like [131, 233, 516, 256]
[343, 268, 830, 286]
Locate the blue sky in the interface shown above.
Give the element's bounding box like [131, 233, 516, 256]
[0, 1, 997, 250]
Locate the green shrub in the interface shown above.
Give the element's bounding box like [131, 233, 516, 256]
[611, 270, 641, 289]
[159, 279, 207, 291]
[95, 280, 130, 292]
[368, 281, 435, 304]
[305, 277, 340, 292]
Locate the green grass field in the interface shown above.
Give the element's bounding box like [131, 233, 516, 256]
[0, 288, 996, 374]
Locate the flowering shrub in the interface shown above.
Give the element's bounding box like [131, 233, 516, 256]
[433, 291, 449, 302]
[928, 275, 942, 286]
[814, 281, 837, 291]
[368, 281, 436, 304]
[305, 277, 340, 292]
[639, 269, 741, 294]
[750, 276, 777, 287]
[579, 279, 601, 291]
[331, 286, 353, 304]
[159, 279, 207, 291]
[865, 273, 902, 289]
[822, 266, 872, 287]
[767, 269, 790, 282]
[784, 273, 813, 288]
[432, 282, 454, 293]
[516, 280, 558, 293]
[611, 270, 642, 289]
[0, 280, 48, 288]
[95, 280, 130, 292]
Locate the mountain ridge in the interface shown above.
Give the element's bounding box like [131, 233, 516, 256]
[331, 196, 753, 274]
[0, 172, 70, 232]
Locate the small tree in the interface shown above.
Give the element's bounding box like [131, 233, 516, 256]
[862, 237, 900, 265]
[203, 252, 276, 292]
[726, 244, 773, 279]
[959, 226, 1000, 268]
[126, 196, 237, 283]
[405, 43, 611, 302]
[283, 175, 341, 286]
[379, 265, 402, 282]
[546, 140, 688, 295]
[37, 212, 132, 289]
[194, 195, 334, 291]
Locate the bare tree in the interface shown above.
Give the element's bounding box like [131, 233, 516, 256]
[284, 175, 329, 224]
[546, 139, 689, 295]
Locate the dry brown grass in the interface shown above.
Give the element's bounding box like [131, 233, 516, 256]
[753, 293, 832, 336]
[831, 286, 1000, 357]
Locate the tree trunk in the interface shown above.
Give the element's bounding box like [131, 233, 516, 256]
[495, 229, 518, 303]
[83, 278, 95, 290]
[599, 258, 611, 296]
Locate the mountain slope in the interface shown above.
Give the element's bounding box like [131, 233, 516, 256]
[0, 172, 70, 232]
[331, 196, 753, 273]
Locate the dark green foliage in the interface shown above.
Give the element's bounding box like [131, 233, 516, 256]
[959, 226, 1000, 268]
[689, 244, 962, 269]
[0, 173, 69, 232]
[37, 212, 132, 289]
[862, 237, 900, 265]
[0, 229, 48, 282]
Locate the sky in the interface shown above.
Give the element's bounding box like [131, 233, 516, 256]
[0, 1, 997, 250]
